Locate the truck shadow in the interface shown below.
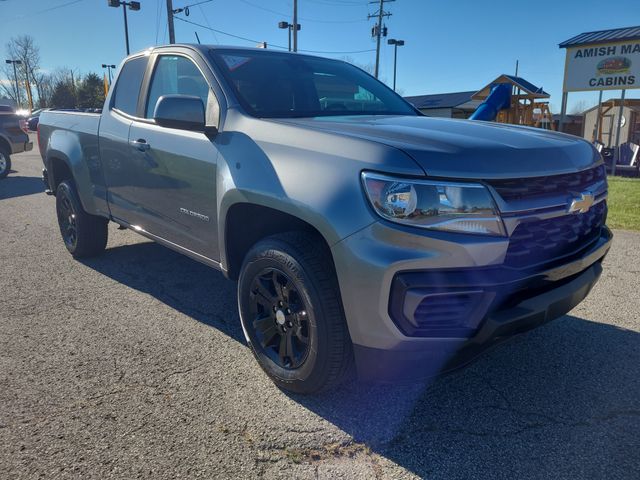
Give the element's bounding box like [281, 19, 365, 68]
[0, 175, 45, 200]
[81, 241, 639, 478]
[291, 316, 640, 478]
[79, 240, 245, 344]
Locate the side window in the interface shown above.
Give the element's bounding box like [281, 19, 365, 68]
[112, 56, 148, 116]
[145, 55, 211, 119]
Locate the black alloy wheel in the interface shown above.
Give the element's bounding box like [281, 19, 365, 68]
[54, 180, 108, 258]
[238, 232, 354, 394]
[57, 191, 78, 250]
[249, 268, 311, 369]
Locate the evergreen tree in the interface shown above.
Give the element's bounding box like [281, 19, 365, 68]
[77, 73, 105, 109]
[50, 80, 76, 109]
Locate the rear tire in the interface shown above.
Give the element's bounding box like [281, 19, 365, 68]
[238, 232, 354, 394]
[55, 180, 108, 258]
[0, 147, 11, 179]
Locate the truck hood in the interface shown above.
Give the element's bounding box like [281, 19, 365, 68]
[277, 115, 599, 179]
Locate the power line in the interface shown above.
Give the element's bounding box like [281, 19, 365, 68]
[171, 0, 215, 16]
[174, 16, 287, 47]
[173, 16, 375, 54]
[302, 47, 375, 54]
[155, 0, 163, 45]
[181, 0, 215, 7]
[197, 4, 220, 44]
[238, 0, 367, 24]
[14, 0, 85, 17]
[306, 0, 367, 5]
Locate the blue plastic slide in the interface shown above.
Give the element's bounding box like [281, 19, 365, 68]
[469, 83, 512, 121]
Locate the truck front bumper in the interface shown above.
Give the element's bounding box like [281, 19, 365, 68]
[331, 222, 612, 382]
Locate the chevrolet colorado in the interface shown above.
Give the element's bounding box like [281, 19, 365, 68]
[39, 45, 611, 393]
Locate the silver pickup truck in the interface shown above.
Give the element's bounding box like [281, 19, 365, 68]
[39, 45, 612, 393]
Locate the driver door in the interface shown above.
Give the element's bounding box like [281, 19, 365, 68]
[127, 53, 221, 260]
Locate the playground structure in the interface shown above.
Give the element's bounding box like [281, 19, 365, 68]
[470, 75, 554, 128]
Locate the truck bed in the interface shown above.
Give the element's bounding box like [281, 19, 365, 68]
[38, 110, 101, 149]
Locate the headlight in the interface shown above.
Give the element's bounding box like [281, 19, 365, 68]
[361, 172, 506, 236]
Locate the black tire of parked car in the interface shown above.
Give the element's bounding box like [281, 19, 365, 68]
[238, 232, 354, 394]
[55, 180, 109, 258]
[0, 147, 11, 179]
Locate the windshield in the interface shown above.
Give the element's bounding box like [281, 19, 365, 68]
[209, 49, 417, 118]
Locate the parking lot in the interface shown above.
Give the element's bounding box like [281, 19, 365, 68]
[1, 138, 639, 479]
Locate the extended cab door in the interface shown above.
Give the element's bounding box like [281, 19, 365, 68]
[125, 51, 222, 261]
[99, 54, 149, 224]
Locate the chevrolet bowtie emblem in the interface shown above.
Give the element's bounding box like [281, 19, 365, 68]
[568, 191, 595, 214]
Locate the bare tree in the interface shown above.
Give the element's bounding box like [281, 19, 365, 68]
[2, 35, 43, 108]
[340, 56, 376, 75]
[570, 100, 592, 115]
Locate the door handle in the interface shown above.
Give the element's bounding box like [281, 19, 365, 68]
[130, 138, 150, 152]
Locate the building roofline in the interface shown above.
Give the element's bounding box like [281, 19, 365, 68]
[559, 25, 640, 48]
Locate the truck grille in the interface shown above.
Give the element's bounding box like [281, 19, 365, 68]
[488, 165, 606, 201]
[504, 201, 607, 268]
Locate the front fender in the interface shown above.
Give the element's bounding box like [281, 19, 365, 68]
[212, 113, 425, 273]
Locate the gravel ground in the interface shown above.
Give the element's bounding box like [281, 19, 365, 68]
[1, 138, 639, 479]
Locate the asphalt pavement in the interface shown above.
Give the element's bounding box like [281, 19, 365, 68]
[1, 137, 639, 479]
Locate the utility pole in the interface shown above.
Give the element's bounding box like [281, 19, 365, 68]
[166, 0, 176, 44]
[292, 0, 298, 52]
[368, 0, 394, 78]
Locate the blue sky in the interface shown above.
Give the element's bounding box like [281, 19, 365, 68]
[1, 0, 639, 112]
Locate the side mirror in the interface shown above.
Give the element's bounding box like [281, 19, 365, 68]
[153, 95, 206, 132]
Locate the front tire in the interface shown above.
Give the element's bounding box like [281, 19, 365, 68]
[55, 180, 108, 258]
[238, 232, 354, 394]
[0, 147, 11, 179]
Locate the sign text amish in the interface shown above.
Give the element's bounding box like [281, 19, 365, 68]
[563, 40, 640, 92]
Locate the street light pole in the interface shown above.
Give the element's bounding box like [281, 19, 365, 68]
[102, 64, 117, 84]
[278, 21, 301, 52]
[5, 59, 22, 107]
[108, 1, 141, 55]
[278, 21, 291, 52]
[122, 2, 130, 55]
[387, 39, 404, 91]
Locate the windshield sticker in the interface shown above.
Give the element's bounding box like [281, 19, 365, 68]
[221, 55, 252, 71]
